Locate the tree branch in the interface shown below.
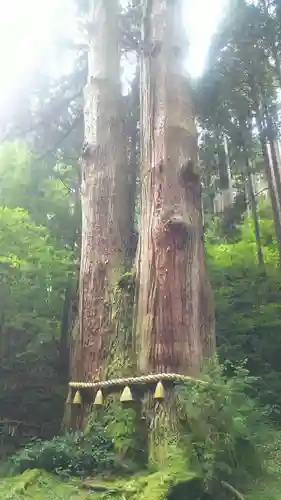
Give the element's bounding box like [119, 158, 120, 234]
[1, 89, 83, 144]
[221, 480, 246, 500]
[35, 112, 83, 164]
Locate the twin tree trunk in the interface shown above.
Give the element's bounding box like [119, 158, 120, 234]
[71, 0, 214, 392]
[136, 0, 214, 375]
[71, 0, 131, 383]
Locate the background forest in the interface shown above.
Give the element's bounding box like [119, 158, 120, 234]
[2, 0, 281, 499]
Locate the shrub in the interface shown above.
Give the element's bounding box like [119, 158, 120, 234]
[176, 358, 269, 494]
[9, 423, 117, 477]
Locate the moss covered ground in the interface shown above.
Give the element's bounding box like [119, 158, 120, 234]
[2, 374, 281, 500]
[0, 468, 202, 500]
[1, 466, 281, 500]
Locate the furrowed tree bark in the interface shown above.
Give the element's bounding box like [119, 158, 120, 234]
[71, 0, 130, 385]
[136, 0, 215, 377]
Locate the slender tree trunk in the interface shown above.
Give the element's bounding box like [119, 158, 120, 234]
[223, 134, 234, 207]
[264, 106, 281, 204]
[259, 131, 281, 261]
[242, 143, 264, 267]
[136, 0, 215, 377]
[59, 188, 80, 380]
[126, 69, 140, 261]
[59, 286, 72, 378]
[71, 0, 130, 384]
[251, 96, 281, 262]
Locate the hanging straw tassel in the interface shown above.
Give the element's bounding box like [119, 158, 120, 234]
[73, 390, 82, 405]
[66, 388, 72, 404]
[120, 385, 133, 403]
[93, 389, 104, 406]
[154, 380, 165, 401]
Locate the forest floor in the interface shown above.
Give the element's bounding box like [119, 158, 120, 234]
[1, 466, 281, 500]
[0, 468, 205, 500]
[0, 467, 202, 500]
[1, 429, 281, 500]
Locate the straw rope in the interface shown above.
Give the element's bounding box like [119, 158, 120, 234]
[69, 372, 206, 390]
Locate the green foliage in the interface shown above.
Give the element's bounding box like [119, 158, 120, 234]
[176, 359, 266, 494]
[0, 470, 88, 500]
[0, 206, 73, 440]
[0, 143, 77, 446]
[249, 429, 281, 500]
[0, 142, 80, 250]
[206, 204, 281, 417]
[9, 424, 116, 478]
[0, 206, 72, 342]
[4, 360, 281, 499]
[0, 468, 207, 500]
[88, 398, 147, 469]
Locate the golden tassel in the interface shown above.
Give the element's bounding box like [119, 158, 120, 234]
[93, 389, 104, 406]
[72, 390, 82, 405]
[154, 381, 165, 400]
[120, 385, 133, 403]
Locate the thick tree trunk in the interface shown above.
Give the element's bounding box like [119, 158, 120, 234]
[71, 0, 130, 383]
[136, 0, 215, 376]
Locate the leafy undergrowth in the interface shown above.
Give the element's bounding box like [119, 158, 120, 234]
[247, 429, 281, 500]
[2, 463, 281, 500]
[0, 469, 87, 500]
[2, 432, 281, 500]
[3, 363, 281, 500]
[249, 481, 281, 500]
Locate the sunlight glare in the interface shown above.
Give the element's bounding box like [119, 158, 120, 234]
[0, 0, 226, 112]
[0, 0, 74, 111]
[184, 0, 228, 77]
